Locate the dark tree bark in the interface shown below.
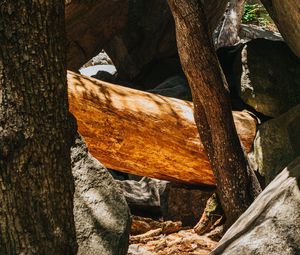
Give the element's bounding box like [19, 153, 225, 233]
[215, 0, 245, 48]
[261, 0, 300, 58]
[167, 0, 261, 227]
[0, 1, 77, 254]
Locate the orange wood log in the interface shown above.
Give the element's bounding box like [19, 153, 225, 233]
[68, 71, 257, 186]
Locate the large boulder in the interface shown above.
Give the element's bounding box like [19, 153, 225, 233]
[116, 177, 167, 218]
[161, 183, 214, 226]
[71, 134, 131, 255]
[229, 39, 300, 117]
[117, 177, 214, 226]
[104, 0, 228, 81]
[253, 104, 300, 184]
[147, 76, 192, 101]
[211, 156, 300, 255]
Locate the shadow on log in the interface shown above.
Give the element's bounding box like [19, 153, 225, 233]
[68, 71, 256, 186]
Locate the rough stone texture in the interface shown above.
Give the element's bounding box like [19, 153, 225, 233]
[232, 39, 300, 117]
[71, 134, 131, 255]
[82, 50, 113, 68]
[147, 76, 192, 101]
[117, 177, 214, 226]
[66, 0, 128, 71]
[239, 24, 282, 43]
[104, 0, 228, 81]
[253, 104, 300, 184]
[79, 64, 117, 83]
[261, 0, 300, 59]
[211, 156, 300, 255]
[116, 177, 167, 217]
[161, 183, 214, 226]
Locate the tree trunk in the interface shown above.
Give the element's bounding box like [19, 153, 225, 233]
[68, 71, 257, 186]
[0, 1, 77, 254]
[215, 0, 245, 48]
[261, 0, 300, 58]
[167, 0, 261, 226]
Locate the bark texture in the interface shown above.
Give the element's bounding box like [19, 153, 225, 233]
[167, 0, 261, 226]
[0, 1, 77, 254]
[261, 0, 300, 58]
[215, 0, 245, 48]
[68, 71, 257, 186]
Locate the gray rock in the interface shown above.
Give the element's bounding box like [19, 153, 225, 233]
[83, 50, 113, 68]
[71, 134, 130, 255]
[253, 104, 300, 184]
[239, 24, 283, 43]
[211, 156, 300, 255]
[117, 177, 214, 226]
[147, 76, 192, 101]
[116, 177, 167, 217]
[233, 39, 300, 117]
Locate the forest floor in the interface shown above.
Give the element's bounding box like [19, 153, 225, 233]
[128, 216, 224, 255]
[128, 228, 218, 255]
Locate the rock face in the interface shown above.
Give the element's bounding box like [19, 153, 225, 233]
[211, 156, 300, 255]
[261, 0, 300, 58]
[116, 177, 167, 218]
[239, 24, 282, 43]
[117, 177, 214, 226]
[232, 39, 300, 117]
[71, 134, 131, 255]
[161, 183, 214, 226]
[253, 104, 300, 184]
[66, 0, 128, 71]
[104, 0, 228, 81]
[148, 76, 192, 101]
[82, 50, 113, 68]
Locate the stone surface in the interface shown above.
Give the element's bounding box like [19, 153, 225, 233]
[253, 104, 300, 184]
[232, 39, 300, 117]
[148, 76, 192, 101]
[71, 134, 131, 255]
[66, 0, 127, 71]
[79, 64, 117, 83]
[239, 24, 282, 43]
[116, 177, 167, 217]
[161, 183, 214, 226]
[104, 0, 228, 81]
[83, 50, 113, 68]
[117, 177, 214, 226]
[211, 156, 300, 255]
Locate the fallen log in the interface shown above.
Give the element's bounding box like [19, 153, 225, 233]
[68, 71, 257, 186]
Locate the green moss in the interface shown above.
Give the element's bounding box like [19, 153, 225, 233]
[242, 3, 272, 27]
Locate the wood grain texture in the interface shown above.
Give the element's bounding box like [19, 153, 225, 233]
[68, 71, 256, 186]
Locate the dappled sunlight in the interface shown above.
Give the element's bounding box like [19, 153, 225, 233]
[67, 71, 257, 186]
[68, 71, 195, 124]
